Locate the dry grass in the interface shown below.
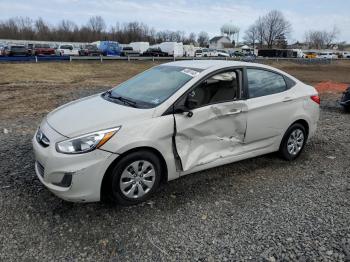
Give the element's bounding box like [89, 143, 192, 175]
[272, 60, 350, 85]
[0, 61, 160, 122]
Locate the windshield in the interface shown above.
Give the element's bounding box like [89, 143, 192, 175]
[108, 66, 201, 108]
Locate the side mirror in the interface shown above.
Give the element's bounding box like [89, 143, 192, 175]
[185, 97, 198, 110]
[173, 94, 198, 117]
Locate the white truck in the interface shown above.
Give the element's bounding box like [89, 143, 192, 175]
[183, 44, 196, 57]
[159, 42, 184, 57]
[129, 42, 150, 54]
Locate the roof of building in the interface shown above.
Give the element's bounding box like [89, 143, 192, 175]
[209, 36, 231, 43]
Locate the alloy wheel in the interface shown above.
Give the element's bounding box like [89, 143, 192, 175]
[119, 160, 156, 199]
[287, 129, 305, 155]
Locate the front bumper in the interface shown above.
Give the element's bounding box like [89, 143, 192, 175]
[32, 120, 119, 202]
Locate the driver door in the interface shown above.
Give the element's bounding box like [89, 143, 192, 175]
[174, 69, 248, 171]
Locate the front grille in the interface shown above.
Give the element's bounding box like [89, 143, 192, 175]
[36, 161, 45, 178]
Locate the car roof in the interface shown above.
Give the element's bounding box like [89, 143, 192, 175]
[162, 60, 300, 83]
[163, 60, 270, 70]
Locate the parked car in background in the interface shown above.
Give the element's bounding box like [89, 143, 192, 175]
[26, 43, 34, 56]
[317, 52, 337, 59]
[2, 45, 28, 56]
[142, 47, 169, 57]
[341, 52, 350, 59]
[0, 44, 5, 56]
[79, 44, 102, 56]
[194, 49, 203, 57]
[33, 60, 319, 205]
[216, 49, 230, 57]
[202, 48, 217, 57]
[304, 52, 317, 59]
[340, 86, 350, 112]
[121, 46, 140, 57]
[231, 51, 244, 57]
[56, 44, 79, 56]
[33, 43, 55, 56]
[94, 41, 122, 56]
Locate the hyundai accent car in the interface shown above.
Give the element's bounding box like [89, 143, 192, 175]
[33, 60, 320, 205]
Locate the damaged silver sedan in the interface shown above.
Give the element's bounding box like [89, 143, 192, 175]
[33, 60, 320, 204]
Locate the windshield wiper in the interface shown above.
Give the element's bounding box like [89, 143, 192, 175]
[105, 90, 138, 108]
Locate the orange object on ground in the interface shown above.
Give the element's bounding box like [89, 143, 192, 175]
[314, 81, 349, 94]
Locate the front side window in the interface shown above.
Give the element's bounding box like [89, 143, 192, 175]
[189, 70, 240, 108]
[247, 69, 287, 98]
[108, 66, 200, 107]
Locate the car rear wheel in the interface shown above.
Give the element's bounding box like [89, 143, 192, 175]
[279, 123, 307, 161]
[109, 151, 162, 205]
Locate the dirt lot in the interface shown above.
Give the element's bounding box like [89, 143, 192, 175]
[0, 60, 349, 261]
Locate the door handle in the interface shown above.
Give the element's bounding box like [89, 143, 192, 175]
[283, 97, 294, 102]
[226, 109, 242, 115]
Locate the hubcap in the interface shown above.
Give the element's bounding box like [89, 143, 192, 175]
[287, 129, 304, 155]
[119, 160, 155, 199]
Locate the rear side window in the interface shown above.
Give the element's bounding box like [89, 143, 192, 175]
[247, 69, 287, 98]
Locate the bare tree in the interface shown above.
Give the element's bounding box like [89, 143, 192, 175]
[185, 32, 197, 45]
[87, 16, 106, 33]
[197, 31, 209, 47]
[244, 10, 291, 48]
[255, 17, 265, 48]
[58, 20, 77, 32]
[243, 24, 258, 49]
[35, 17, 52, 40]
[262, 10, 291, 48]
[305, 26, 339, 49]
[0, 15, 214, 46]
[56, 20, 78, 41]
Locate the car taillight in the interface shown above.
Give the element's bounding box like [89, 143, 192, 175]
[310, 95, 320, 105]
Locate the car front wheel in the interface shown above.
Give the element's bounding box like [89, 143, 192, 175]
[279, 123, 307, 160]
[109, 151, 162, 205]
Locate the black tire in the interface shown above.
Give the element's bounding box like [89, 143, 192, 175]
[107, 150, 162, 206]
[342, 105, 350, 112]
[279, 123, 307, 161]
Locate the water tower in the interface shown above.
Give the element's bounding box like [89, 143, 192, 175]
[220, 23, 240, 45]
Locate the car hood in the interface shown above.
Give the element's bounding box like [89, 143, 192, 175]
[46, 94, 154, 137]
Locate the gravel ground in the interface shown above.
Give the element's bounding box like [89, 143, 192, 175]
[0, 63, 350, 261]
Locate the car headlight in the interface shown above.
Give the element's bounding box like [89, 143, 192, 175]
[56, 127, 121, 154]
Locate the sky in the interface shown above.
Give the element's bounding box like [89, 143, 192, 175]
[1, 0, 350, 42]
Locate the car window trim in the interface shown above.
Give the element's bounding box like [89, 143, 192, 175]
[163, 66, 245, 116]
[244, 66, 294, 99]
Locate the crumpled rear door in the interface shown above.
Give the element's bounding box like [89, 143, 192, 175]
[174, 101, 247, 171]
